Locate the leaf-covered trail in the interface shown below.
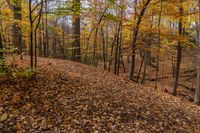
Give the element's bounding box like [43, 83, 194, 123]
[1, 57, 200, 132]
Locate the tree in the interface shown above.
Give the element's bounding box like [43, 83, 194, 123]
[155, 0, 163, 89]
[172, 0, 183, 96]
[0, 29, 2, 59]
[72, 0, 81, 62]
[6, 0, 22, 54]
[129, 0, 152, 80]
[195, 0, 200, 105]
[28, 0, 44, 69]
[44, 0, 49, 57]
[0, 6, 2, 59]
[0, 0, 196, 97]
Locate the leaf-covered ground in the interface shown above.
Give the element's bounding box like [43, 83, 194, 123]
[1, 57, 200, 132]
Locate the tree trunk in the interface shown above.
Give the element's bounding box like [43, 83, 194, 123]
[101, 27, 107, 70]
[45, 2, 49, 57]
[129, 0, 151, 80]
[0, 7, 3, 58]
[108, 34, 117, 71]
[141, 49, 148, 84]
[92, 28, 98, 66]
[172, 3, 183, 96]
[194, 0, 200, 105]
[12, 0, 22, 54]
[129, 0, 137, 79]
[114, 24, 121, 74]
[42, 20, 46, 57]
[53, 35, 57, 58]
[141, 13, 153, 84]
[38, 28, 43, 57]
[136, 53, 145, 82]
[62, 31, 66, 59]
[29, 1, 34, 69]
[0, 31, 2, 59]
[72, 0, 81, 62]
[29, 0, 43, 70]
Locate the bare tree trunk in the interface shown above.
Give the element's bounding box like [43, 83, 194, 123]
[92, 28, 98, 65]
[29, 0, 34, 69]
[148, 54, 152, 80]
[117, 28, 122, 74]
[172, 54, 175, 78]
[116, 0, 124, 74]
[0, 7, 3, 58]
[101, 27, 107, 70]
[141, 13, 153, 84]
[53, 35, 57, 58]
[121, 56, 126, 73]
[136, 53, 145, 82]
[129, 0, 137, 79]
[108, 34, 117, 71]
[62, 31, 66, 59]
[72, 0, 81, 62]
[42, 20, 46, 57]
[14, 1, 22, 54]
[92, 28, 98, 66]
[194, 0, 200, 105]
[141, 52, 148, 84]
[34, 0, 43, 69]
[38, 28, 43, 57]
[34, 30, 37, 68]
[114, 24, 121, 74]
[173, 3, 183, 96]
[0, 30, 2, 59]
[105, 26, 108, 66]
[45, 2, 49, 57]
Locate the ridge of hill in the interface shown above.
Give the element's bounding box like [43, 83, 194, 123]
[0, 57, 200, 132]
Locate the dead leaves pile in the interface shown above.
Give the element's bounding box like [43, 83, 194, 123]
[1, 56, 200, 132]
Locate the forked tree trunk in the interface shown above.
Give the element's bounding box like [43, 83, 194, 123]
[29, 0, 43, 70]
[130, 0, 151, 80]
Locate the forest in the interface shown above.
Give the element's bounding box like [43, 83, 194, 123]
[1, 0, 200, 132]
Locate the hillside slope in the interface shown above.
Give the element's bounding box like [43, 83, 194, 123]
[1, 57, 200, 132]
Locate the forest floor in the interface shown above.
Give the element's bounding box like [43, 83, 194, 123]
[1, 56, 200, 132]
[100, 51, 196, 101]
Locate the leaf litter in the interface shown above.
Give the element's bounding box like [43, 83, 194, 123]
[0, 56, 200, 132]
